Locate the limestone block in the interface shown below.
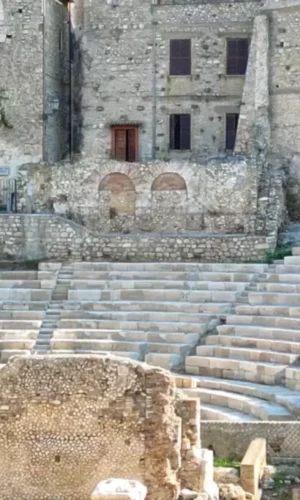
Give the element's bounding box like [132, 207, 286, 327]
[293, 487, 300, 500]
[214, 467, 240, 485]
[91, 479, 147, 500]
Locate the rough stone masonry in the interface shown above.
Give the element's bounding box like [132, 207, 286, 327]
[0, 0, 298, 230]
[0, 354, 209, 500]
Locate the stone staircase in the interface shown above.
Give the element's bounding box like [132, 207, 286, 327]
[34, 263, 72, 353]
[1, 255, 300, 422]
[49, 262, 264, 371]
[0, 269, 56, 362]
[184, 248, 300, 421]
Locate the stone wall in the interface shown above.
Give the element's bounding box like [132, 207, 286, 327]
[44, 0, 70, 163]
[0, 214, 276, 262]
[75, 0, 260, 161]
[0, 0, 44, 176]
[17, 158, 261, 234]
[0, 354, 184, 500]
[202, 421, 300, 460]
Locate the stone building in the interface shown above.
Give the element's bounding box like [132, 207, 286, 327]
[0, 0, 299, 227]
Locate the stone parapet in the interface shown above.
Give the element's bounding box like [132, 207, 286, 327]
[0, 214, 276, 262]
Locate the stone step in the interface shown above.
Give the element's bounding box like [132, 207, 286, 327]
[39, 263, 62, 272]
[183, 387, 292, 420]
[0, 280, 44, 289]
[50, 338, 148, 354]
[206, 334, 300, 355]
[226, 314, 300, 330]
[144, 352, 183, 370]
[0, 311, 44, 319]
[248, 292, 300, 306]
[0, 301, 48, 311]
[257, 283, 300, 293]
[68, 279, 247, 291]
[0, 289, 52, 301]
[0, 330, 38, 339]
[68, 289, 238, 303]
[181, 375, 300, 416]
[0, 320, 42, 330]
[258, 273, 300, 283]
[72, 262, 267, 272]
[48, 349, 143, 361]
[286, 367, 300, 391]
[292, 247, 300, 256]
[200, 403, 258, 421]
[0, 349, 32, 361]
[52, 329, 199, 344]
[0, 271, 38, 279]
[284, 256, 300, 265]
[218, 324, 300, 341]
[185, 355, 286, 384]
[196, 344, 298, 364]
[71, 270, 256, 282]
[276, 265, 300, 274]
[59, 310, 218, 324]
[0, 339, 35, 349]
[56, 301, 230, 314]
[235, 304, 300, 317]
[57, 318, 217, 334]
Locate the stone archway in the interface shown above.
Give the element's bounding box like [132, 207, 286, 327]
[151, 173, 188, 232]
[99, 172, 136, 231]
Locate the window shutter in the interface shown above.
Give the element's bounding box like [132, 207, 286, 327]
[169, 114, 175, 149]
[180, 114, 191, 150]
[170, 39, 191, 76]
[227, 38, 249, 75]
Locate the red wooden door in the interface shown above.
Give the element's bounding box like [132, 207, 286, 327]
[114, 129, 126, 160]
[127, 128, 137, 162]
[112, 126, 139, 162]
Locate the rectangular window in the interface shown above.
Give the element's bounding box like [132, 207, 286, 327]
[170, 114, 191, 150]
[226, 38, 249, 76]
[226, 113, 239, 150]
[170, 39, 191, 76]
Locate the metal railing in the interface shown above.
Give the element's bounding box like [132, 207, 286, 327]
[0, 179, 17, 213]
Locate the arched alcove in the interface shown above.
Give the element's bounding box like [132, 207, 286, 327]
[151, 172, 187, 231]
[99, 172, 136, 216]
[151, 172, 187, 192]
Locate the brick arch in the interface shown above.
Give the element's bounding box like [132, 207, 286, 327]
[151, 173, 187, 192]
[99, 172, 136, 216]
[151, 173, 187, 231]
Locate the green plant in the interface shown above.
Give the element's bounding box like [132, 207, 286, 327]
[272, 472, 286, 489]
[265, 246, 292, 264]
[214, 457, 240, 468]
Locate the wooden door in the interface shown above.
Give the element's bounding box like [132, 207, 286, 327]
[114, 129, 126, 160]
[127, 128, 137, 162]
[111, 126, 139, 162]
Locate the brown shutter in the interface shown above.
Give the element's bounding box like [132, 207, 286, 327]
[170, 39, 191, 76]
[227, 39, 249, 75]
[127, 129, 137, 162]
[114, 129, 126, 160]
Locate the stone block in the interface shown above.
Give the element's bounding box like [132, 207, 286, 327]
[91, 479, 147, 500]
[240, 438, 266, 497]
